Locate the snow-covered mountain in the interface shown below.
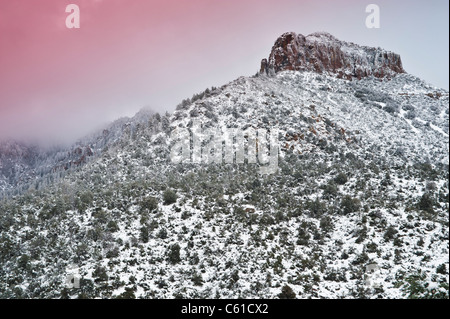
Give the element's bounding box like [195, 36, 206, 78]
[0, 32, 448, 299]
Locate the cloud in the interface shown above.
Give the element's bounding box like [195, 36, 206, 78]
[0, 0, 448, 144]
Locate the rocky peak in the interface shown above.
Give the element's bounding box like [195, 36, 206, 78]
[261, 32, 405, 80]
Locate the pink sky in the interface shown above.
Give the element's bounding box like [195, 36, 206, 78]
[0, 0, 448, 144]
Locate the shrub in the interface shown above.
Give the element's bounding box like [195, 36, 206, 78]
[140, 226, 149, 243]
[417, 193, 434, 213]
[306, 198, 326, 217]
[157, 228, 168, 239]
[341, 196, 361, 214]
[163, 189, 178, 205]
[92, 209, 108, 223]
[436, 264, 447, 275]
[384, 226, 398, 241]
[402, 272, 427, 298]
[192, 273, 204, 286]
[319, 216, 334, 233]
[106, 220, 119, 232]
[79, 191, 94, 209]
[93, 266, 108, 283]
[323, 182, 338, 198]
[334, 173, 348, 185]
[278, 285, 296, 299]
[297, 226, 310, 246]
[384, 104, 398, 114]
[17, 254, 30, 270]
[168, 244, 181, 264]
[78, 279, 95, 299]
[106, 246, 120, 258]
[141, 196, 159, 213]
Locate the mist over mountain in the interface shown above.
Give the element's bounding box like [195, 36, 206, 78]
[0, 32, 448, 299]
[0, 108, 155, 195]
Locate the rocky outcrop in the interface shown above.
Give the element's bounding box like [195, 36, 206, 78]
[261, 32, 405, 80]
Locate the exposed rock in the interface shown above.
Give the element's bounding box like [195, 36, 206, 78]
[260, 58, 268, 74]
[261, 32, 405, 79]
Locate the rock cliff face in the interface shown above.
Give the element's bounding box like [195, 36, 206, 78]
[261, 32, 405, 80]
